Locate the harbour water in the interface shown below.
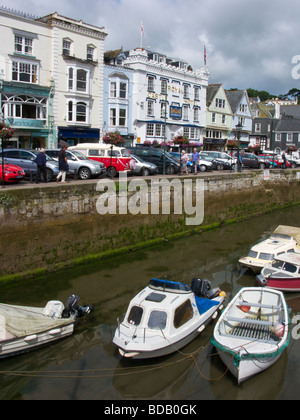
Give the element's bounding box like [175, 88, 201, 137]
[0, 206, 300, 400]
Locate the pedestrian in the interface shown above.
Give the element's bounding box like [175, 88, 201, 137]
[56, 146, 68, 183]
[181, 150, 189, 175]
[282, 152, 287, 169]
[191, 148, 200, 175]
[34, 148, 47, 183]
[238, 150, 244, 172]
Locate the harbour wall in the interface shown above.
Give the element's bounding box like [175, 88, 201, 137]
[1, 169, 300, 279]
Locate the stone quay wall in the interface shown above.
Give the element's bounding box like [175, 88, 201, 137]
[0, 170, 300, 278]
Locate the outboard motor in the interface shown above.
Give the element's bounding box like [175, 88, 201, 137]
[62, 294, 94, 319]
[191, 278, 221, 299]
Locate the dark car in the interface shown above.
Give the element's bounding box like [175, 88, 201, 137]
[129, 154, 159, 176]
[232, 152, 271, 169]
[2, 149, 59, 181]
[127, 147, 180, 174]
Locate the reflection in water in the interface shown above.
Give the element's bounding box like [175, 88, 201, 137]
[0, 206, 299, 399]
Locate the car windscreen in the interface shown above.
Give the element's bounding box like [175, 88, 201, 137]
[69, 150, 87, 160]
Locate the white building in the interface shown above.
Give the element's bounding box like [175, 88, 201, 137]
[123, 48, 209, 146]
[0, 7, 107, 148]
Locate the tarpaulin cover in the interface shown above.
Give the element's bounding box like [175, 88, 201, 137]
[195, 296, 219, 315]
[0, 303, 74, 339]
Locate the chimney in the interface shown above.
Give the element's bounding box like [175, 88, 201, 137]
[275, 98, 280, 119]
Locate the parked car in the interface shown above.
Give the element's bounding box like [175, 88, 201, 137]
[0, 158, 25, 183]
[201, 151, 237, 170]
[127, 147, 180, 174]
[199, 153, 232, 171]
[45, 149, 106, 180]
[1, 149, 60, 182]
[68, 143, 132, 178]
[258, 155, 277, 168]
[129, 154, 159, 176]
[232, 152, 271, 169]
[169, 152, 213, 172]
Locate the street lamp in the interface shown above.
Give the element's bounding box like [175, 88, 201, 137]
[235, 122, 243, 172]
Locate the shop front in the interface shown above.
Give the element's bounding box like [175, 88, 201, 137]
[58, 127, 100, 146]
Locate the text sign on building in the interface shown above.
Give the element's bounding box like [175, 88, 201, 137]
[170, 105, 182, 120]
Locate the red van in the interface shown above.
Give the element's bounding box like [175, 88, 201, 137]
[68, 143, 132, 177]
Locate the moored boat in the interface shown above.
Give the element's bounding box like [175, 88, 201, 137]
[113, 278, 226, 360]
[238, 225, 300, 274]
[212, 287, 289, 384]
[257, 253, 300, 292]
[0, 295, 93, 359]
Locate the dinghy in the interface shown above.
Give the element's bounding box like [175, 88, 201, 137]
[113, 278, 226, 360]
[212, 287, 289, 384]
[0, 295, 93, 359]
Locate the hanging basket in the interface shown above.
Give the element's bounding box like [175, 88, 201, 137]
[103, 131, 124, 146]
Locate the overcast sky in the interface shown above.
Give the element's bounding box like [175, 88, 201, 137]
[2, 0, 300, 96]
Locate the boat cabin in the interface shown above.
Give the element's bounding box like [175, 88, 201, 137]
[263, 253, 300, 277]
[125, 279, 198, 335]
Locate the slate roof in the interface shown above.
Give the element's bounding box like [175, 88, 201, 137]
[225, 90, 245, 114]
[275, 116, 300, 132]
[206, 84, 222, 107]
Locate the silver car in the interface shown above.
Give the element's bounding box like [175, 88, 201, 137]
[130, 154, 159, 176]
[45, 149, 106, 180]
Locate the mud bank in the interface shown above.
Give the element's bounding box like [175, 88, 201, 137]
[1, 170, 300, 280]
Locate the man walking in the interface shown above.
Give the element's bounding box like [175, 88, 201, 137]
[191, 148, 200, 175]
[34, 148, 47, 183]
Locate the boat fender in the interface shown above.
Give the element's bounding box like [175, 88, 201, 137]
[198, 325, 205, 333]
[274, 323, 285, 338]
[239, 302, 251, 313]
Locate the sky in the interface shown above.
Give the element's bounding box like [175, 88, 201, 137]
[2, 0, 300, 96]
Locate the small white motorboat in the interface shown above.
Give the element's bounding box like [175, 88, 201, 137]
[257, 252, 300, 292]
[0, 295, 93, 359]
[212, 287, 289, 384]
[239, 225, 300, 274]
[113, 278, 226, 360]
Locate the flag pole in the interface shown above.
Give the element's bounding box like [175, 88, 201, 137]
[140, 21, 144, 49]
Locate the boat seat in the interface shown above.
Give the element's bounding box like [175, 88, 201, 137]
[237, 301, 282, 310]
[225, 316, 275, 327]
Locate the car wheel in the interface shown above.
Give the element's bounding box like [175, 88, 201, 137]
[142, 168, 151, 176]
[199, 165, 206, 172]
[166, 165, 175, 175]
[260, 163, 265, 170]
[78, 167, 92, 180]
[217, 163, 224, 171]
[106, 166, 117, 178]
[43, 169, 53, 182]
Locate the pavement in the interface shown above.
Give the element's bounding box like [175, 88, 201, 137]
[0, 168, 268, 191]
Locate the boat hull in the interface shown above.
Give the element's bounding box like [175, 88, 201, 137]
[212, 287, 289, 384]
[0, 322, 75, 359]
[257, 274, 300, 292]
[238, 258, 264, 274]
[215, 346, 283, 384]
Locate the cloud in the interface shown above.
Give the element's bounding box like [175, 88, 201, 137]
[1, 0, 300, 95]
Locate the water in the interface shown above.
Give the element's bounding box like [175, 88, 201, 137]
[1, 206, 300, 400]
